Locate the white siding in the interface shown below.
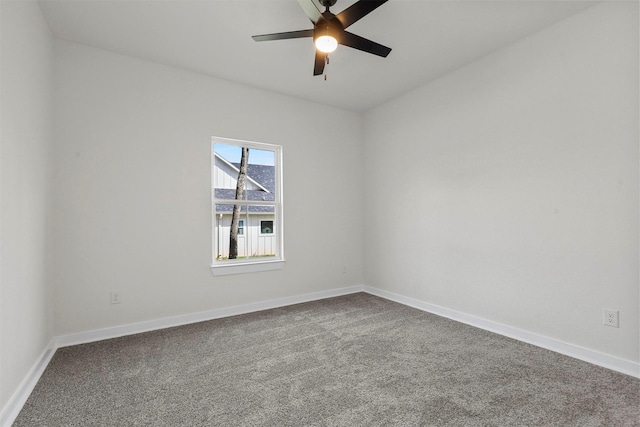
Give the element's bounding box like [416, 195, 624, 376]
[215, 214, 276, 259]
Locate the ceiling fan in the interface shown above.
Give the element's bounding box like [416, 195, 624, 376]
[252, 0, 391, 76]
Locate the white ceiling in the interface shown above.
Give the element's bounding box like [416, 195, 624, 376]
[38, 0, 596, 112]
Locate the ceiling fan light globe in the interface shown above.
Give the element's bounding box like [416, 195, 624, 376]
[315, 35, 338, 53]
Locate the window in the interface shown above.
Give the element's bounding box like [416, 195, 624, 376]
[260, 220, 273, 235]
[211, 137, 284, 275]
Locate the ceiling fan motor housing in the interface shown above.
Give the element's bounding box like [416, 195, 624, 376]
[314, 13, 343, 44]
[319, 0, 338, 7]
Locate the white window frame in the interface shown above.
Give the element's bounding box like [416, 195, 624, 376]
[211, 136, 285, 276]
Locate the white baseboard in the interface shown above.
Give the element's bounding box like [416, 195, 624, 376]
[363, 285, 640, 379]
[54, 285, 365, 348]
[0, 338, 57, 427]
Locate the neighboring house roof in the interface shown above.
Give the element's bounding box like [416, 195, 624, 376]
[214, 153, 276, 213]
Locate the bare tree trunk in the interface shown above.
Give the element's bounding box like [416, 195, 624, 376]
[229, 147, 249, 259]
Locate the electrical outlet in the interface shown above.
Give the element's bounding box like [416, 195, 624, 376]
[110, 290, 122, 305]
[603, 309, 619, 328]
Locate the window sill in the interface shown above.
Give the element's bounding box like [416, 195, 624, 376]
[210, 259, 285, 276]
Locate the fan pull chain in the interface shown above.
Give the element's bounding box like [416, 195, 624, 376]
[324, 55, 329, 81]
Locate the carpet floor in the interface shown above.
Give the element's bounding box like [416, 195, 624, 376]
[13, 293, 640, 426]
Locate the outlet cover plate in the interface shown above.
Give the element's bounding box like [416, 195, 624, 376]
[603, 308, 619, 328]
[110, 291, 122, 305]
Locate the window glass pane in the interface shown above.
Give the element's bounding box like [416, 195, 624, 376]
[214, 144, 275, 200]
[214, 206, 277, 260]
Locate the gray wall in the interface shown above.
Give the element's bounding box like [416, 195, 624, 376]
[364, 2, 639, 364]
[0, 0, 55, 413]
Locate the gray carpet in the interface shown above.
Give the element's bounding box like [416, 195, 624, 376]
[13, 293, 640, 426]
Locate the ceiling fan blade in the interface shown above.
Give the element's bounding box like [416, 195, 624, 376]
[252, 29, 314, 42]
[336, 0, 388, 29]
[313, 50, 326, 76]
[340, 31, 391, 57]
[297, 0, 321, 23]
